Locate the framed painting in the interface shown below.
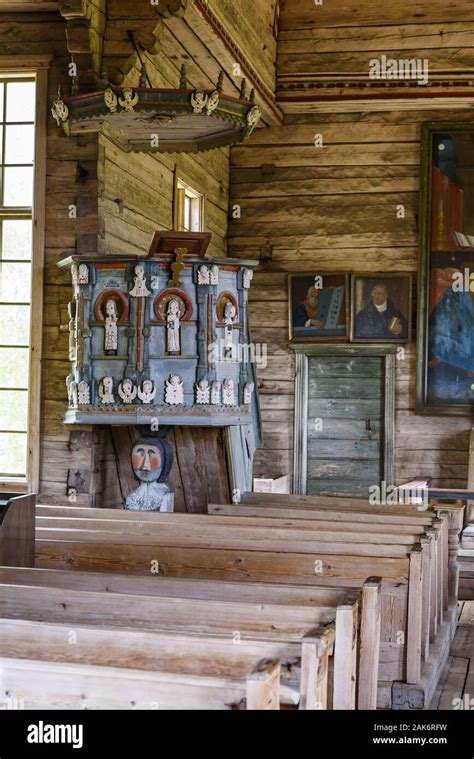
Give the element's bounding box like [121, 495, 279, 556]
[417, 123, 474, 414]
[350, 273, 412, 343]
[288, 273, 349, 343]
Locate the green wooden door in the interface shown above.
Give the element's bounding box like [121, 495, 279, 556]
[306, 356, 385, 497]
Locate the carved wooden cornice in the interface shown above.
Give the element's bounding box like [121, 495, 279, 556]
[276, 71, 474, 112]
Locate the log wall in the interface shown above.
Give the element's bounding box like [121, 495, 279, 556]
[0, 13, 100, 502]
[8, 2, 473, 500]
[2, 11, 232, 505]
[98, 135, 229, 260]
[229, 110, 473, 489]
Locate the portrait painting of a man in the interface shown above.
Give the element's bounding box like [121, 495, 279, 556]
[289, 273, 349, 343]
[351, 274, 411, 343]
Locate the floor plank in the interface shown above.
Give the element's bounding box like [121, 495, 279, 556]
[433, 602, 474, 710]
[437, 657, 469, 710]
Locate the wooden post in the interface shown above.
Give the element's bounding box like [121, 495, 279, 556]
[432, 518, 444, 626]
[333, 600, 358, 710]
[420, 535, 432, 662]
[246, 658, 280, 710]
[406, 544, 423, 685]
[358, 577, 382, 710]
[426, 527, 438, 641]
[435, 504, 464, 601]
[438, 510, 449, 611]
[300, 625, 335, 710]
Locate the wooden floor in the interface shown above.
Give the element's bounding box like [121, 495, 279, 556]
[429, 602, 474, 709]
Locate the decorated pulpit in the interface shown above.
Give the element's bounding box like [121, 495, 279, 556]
[58, 231, 261, 510]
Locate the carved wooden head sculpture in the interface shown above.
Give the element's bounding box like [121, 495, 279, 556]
[131, 436, 173, 484]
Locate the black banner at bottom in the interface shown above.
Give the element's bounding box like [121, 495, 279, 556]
[0, 709, 472, 757]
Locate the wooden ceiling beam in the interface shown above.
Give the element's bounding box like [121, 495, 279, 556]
[57, 0, 106, 85]
[101, 1, 187, 84]
[0, 1, 59, 10]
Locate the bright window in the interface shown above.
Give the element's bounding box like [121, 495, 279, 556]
[0, 77, 36, 479]
[175, 177, 205, 232]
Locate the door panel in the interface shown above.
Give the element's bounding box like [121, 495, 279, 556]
[306, 356, 384, 497]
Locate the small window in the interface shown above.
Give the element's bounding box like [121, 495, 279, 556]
[174, 176, 205, 232]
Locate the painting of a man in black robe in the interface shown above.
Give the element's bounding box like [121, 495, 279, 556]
[352, 275, 411, 343]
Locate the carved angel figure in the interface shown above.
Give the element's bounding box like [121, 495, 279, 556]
[130, 265, 151, 297]
[71, 264, 79, 285]
[104, 298, 118, 353]
[223, 301, 236, 354]
[66, 375, 78, 407]
[197, 265, 210, 285]
[243, 268, 254, 289]
[104, 87, 118, 113]
[166, 299, 181, 354]
[118, 88, 139, 112]
[67, 301, 76, 361]
[206, 90, 220, 115]
[77, 380, 90, 405]
[222, 379, 235, 406]
[191, 90, 208, 114]
[210, 380, 221, 405]
[51, 95, 69, 126]
[165, 374, 184, 405]
[98, 377, 115, 404]
[210, 265, 219, 285]
[137, 379, 156, 404]
[243, 381, 255, 405]
[195, 379, 210, 405]
[78, 264, 89, 284]
[118, 378, 137, 404]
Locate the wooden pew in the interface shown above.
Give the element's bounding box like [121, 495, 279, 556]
[0, 654, 281, 710]
[208, 495, 456, 708]
[36, 512, 423, 706]
[0, 565, 372, 709]
[0, 493, 35, 567]
[33, 502, 451, 708]
[37, 501, 436, 528]
[0, 618, 336, 710]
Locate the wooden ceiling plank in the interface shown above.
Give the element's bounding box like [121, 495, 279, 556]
[167, 3, 281, 125]
[163, 17, 240, 95]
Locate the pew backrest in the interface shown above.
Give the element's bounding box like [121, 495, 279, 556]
[0, 493, 35, 567]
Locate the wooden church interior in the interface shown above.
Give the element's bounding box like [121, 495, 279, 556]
[1, 0, 474, 712]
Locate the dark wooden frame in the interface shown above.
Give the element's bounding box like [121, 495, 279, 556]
[350, 272, 412, 344]
[288, 272, 350, 344]
[289, 344, 396, 496]
[417, 122, 474, 414]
